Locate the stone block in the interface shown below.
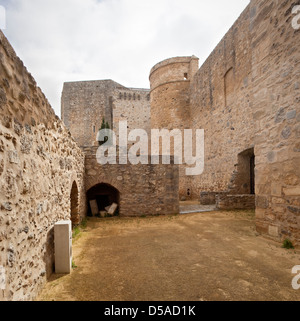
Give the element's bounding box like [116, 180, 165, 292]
[108, 203, 118, 215]
[256, 195, 269, 209]
[255, 208, 265, 219]
[271, 183, 282, 196]
[268, 225, 279, 237]
[283, 186, 300, 196]
[54, 220, 72, 274]
[200, 191, 218, 205]
[8, 150, 19, 164]
[281, 127, 291, 139]
[286, 110, 296, 120]
[100, 211, 107, 218]
[89, 200, 99, 216]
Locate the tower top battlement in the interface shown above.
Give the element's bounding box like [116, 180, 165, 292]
[149, 56, 199, 91]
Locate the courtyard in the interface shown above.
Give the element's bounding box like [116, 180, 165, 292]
[37, 210, 300, 301]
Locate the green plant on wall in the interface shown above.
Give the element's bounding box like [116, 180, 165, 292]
[283, 239, 294, 249]
[98, 117, 111, 146]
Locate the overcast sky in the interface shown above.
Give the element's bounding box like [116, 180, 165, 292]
[1, 0, 250, 116]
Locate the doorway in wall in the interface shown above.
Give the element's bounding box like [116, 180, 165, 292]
[86, 183, 120, 216]
[236, 148, 255, 195]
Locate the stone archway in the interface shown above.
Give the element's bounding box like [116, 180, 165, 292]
[237, 148, 255, 195]
[70, 181, 79, 227]
[87, 183, 120, 216]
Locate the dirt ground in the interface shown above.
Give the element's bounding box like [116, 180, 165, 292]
[37, 210, 300, 301]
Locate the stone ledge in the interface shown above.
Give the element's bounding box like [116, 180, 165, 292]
[216, 194, 255, 210]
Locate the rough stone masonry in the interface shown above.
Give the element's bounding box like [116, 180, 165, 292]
[63, 0, 300, 246]
[0, 30, 86, 301]
[0, 0, 299, 301]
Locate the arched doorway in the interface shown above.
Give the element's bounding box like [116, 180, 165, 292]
[87, 183, 120, 216]
[236, 148, 255, 195]
[70, 181, 79, 227]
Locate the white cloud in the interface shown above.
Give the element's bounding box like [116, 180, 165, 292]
[2, 0, 250, 116]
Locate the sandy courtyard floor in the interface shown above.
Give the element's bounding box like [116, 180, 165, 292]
[37, 210, 300, 301]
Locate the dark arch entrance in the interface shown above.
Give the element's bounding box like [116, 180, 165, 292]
[237, 148, 255, 195]
[70, 181, 79, 227]
[87, 183, 120, 216]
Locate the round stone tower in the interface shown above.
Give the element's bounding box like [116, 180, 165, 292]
[149, 56, 199, 131]
[149, 56, 199, 200]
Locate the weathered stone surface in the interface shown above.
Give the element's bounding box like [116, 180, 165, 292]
[13, 119, 23, 136]
[0, 0, 299, 302]
[296, 124, 300, 138]
[268, 225, 279, 237]
[84, 148, 179, 217]
[275, 108, 286, 123]
[20, 135, 33, 154]
[97, 211, 104, 218]
[0, 86, 7, 107]
[0, 159, 4, 176]
[287, 110, 297, 120]
[294, 142, 300, 153]
[8, 150, 19, 164]
[3, 116, 12, 128]
[287, 206, 300, 216]
[108, 203, 118, 215]
[216, 194, 255, 210]
[61, 81, 150, 147]
[1, 202, 12, 211]
[256, 196, 269, 209]
[7, 244, 15, 267]
[281, 127, 291, 139]
[89, 200, 98, 216]
[199, 192, 218, 205]
[0, 30, 86, 301]
[0, 139, 4, 152]
[283, 187, 300, 196]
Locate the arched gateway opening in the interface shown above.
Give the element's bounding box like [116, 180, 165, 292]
[237, 148, 255, 195]
[70, 181, 79, 227]
[87, 183, 120, 216]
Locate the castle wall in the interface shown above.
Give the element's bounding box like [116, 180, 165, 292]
[62, 81, 179, 218]
[188, 0, 300, 244]
[84, 147, 179, 216]
[61, 81, 151, 147]
[0, 31, 86, 301]
[61, 80, 126, 147]
[150, 56, 199, 131]
[112, 87, 151, 144]
[149, 56, 199, 198]
[249, 0, 300, 244]
[189, 5, 253, 197]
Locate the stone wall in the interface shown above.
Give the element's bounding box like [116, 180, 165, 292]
[199, 192, 219, 205]
[112, 87, 151, 144]
[61, 79, 126, 147]
[189, 5, 254, 197]
[216, 194, 255, 210]
[147, 1, 299, 244]
[61, 80, 151, 147]
[249, 0, 300, 244]
[149, 56, 199, 198]
[84, 147, 179, 216]
[187, 0, 300, 244]
[0, 31, 86, 301]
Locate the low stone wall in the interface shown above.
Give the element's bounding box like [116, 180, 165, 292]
[199, 192, 218, 205]
[216, 194, 255, 210]
[84, 147, 179, 216]
[0, 31, 86, 301]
